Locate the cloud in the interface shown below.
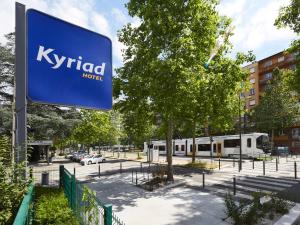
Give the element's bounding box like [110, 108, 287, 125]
[111, 8, 128, 24]
[218, 0, 297, 55]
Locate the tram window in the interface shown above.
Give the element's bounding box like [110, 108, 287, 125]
[181, 145, 185, 151]
[175, 145, 179, 151]
[224, 139, 240, 148]
[158, 146, 165, 151]
[247, 138, 251, 147]
[198, 144, 211, 151]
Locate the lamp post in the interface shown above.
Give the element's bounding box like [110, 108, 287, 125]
[239, 94, 242, 172]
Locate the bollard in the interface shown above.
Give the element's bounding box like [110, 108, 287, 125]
[98, 164, 101, 178]
[136, 170, 138, 185]
[263, 160, 265, 176]
[233, 158, 235, 168]
[219, 158, 221, 170]
[202, 172, 205, 188]
[120, 162, 122, 174]
[276, 158, 278, 171]
[295, 162, 297, 179]
[252, 158, 255, 170]
[74, 167, 76, 177]
[132, 170, 133, 183]
[233, 176, 236, 195]
[277, 155, 280, 164]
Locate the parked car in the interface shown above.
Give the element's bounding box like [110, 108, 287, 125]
[80, 155, 106, 165]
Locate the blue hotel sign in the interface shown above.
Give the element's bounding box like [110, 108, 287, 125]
[27, 9, 112, 110]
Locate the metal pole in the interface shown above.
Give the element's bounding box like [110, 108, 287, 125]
[202, 172, 205, 188]
[233, 176, 236, 195]
[263, 160, 265, 176]
[233, 158, 235, 168]
[98, 164, 101, 178]
[135, 170, 138, 185]
[238, 95, 242, 172]
[15, 2, 27, 170]
[140, 162, 142, 172]
[131, 170, 133, 183]
[120, 162, 122, 173]
[73, 167, 76, 177]
[276, 157, 278, 171]
[219, 158, 220, 170]
[252, 158, 254, 169]
[295, 162, 297, 179]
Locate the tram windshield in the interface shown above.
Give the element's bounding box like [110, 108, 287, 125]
[256, 135, 271, 153]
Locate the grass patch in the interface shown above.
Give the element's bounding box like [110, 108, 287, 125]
[35, 186, 79, 225]
[256, 156, 273, 161]
[183, 160, 218, 169]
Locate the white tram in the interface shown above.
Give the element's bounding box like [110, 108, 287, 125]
[144, 133, 270, 158]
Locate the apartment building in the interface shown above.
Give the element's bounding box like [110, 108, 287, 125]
[243, 51, 300, 153]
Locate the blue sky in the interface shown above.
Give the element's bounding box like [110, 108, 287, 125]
[0, 0, 298, 69]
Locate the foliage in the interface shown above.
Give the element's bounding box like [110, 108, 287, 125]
[81, 186, 99, 225]
[34, 187, 79, 225]
[252, 68, 299, 145]
[71, 110, 120, 147]
[184, 161, 218, 169]
[0, 135, 28, 225]
[275, 0, 300, 93]
[225, 192, 289, 225]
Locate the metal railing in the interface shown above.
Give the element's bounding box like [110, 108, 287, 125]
[13, 183, 35, 225]
[59, 165, 125, 225]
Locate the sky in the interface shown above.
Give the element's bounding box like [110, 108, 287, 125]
[0, 0, 298, 69]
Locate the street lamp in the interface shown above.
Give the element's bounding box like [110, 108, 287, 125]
[238, 93, 242, 172]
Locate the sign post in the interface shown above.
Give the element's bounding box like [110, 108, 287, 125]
[14, 2, 27, 167]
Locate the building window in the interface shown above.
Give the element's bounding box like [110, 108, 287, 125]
[263, 60, 272, 67]
[181, 145, 185, 151]
[249, 88, 255, 95]
[247, 138, 251, 147]
[249, 67, 255, 73]
[250, 78, 255, 84]
[224, 139, 240, 148]
[175, 145, 179, 151]
[249, 100, 256, 106]
[264, 72, 272, 80]
[190, 145, 193, 152]
[278, 56, 285, 62]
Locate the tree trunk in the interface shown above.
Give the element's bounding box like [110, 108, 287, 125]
[166, 119, 174, 182]
[192, 120, 196, 163]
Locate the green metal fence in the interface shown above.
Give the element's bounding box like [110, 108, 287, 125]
[59, 165, 125, 225]
[13, 182, 35, 225]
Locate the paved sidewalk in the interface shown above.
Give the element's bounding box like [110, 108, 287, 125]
[87, 174, 230, 225]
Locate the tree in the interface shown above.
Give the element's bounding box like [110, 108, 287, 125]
[252, 69, 299, 149]
[275, 0, 300, 92]
[115, 0, 254, 180]
[72, 110, 118, 149]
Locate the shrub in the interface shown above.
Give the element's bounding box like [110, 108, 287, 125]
[0, 135, 28, 224]
[35, 187, 79, 225]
